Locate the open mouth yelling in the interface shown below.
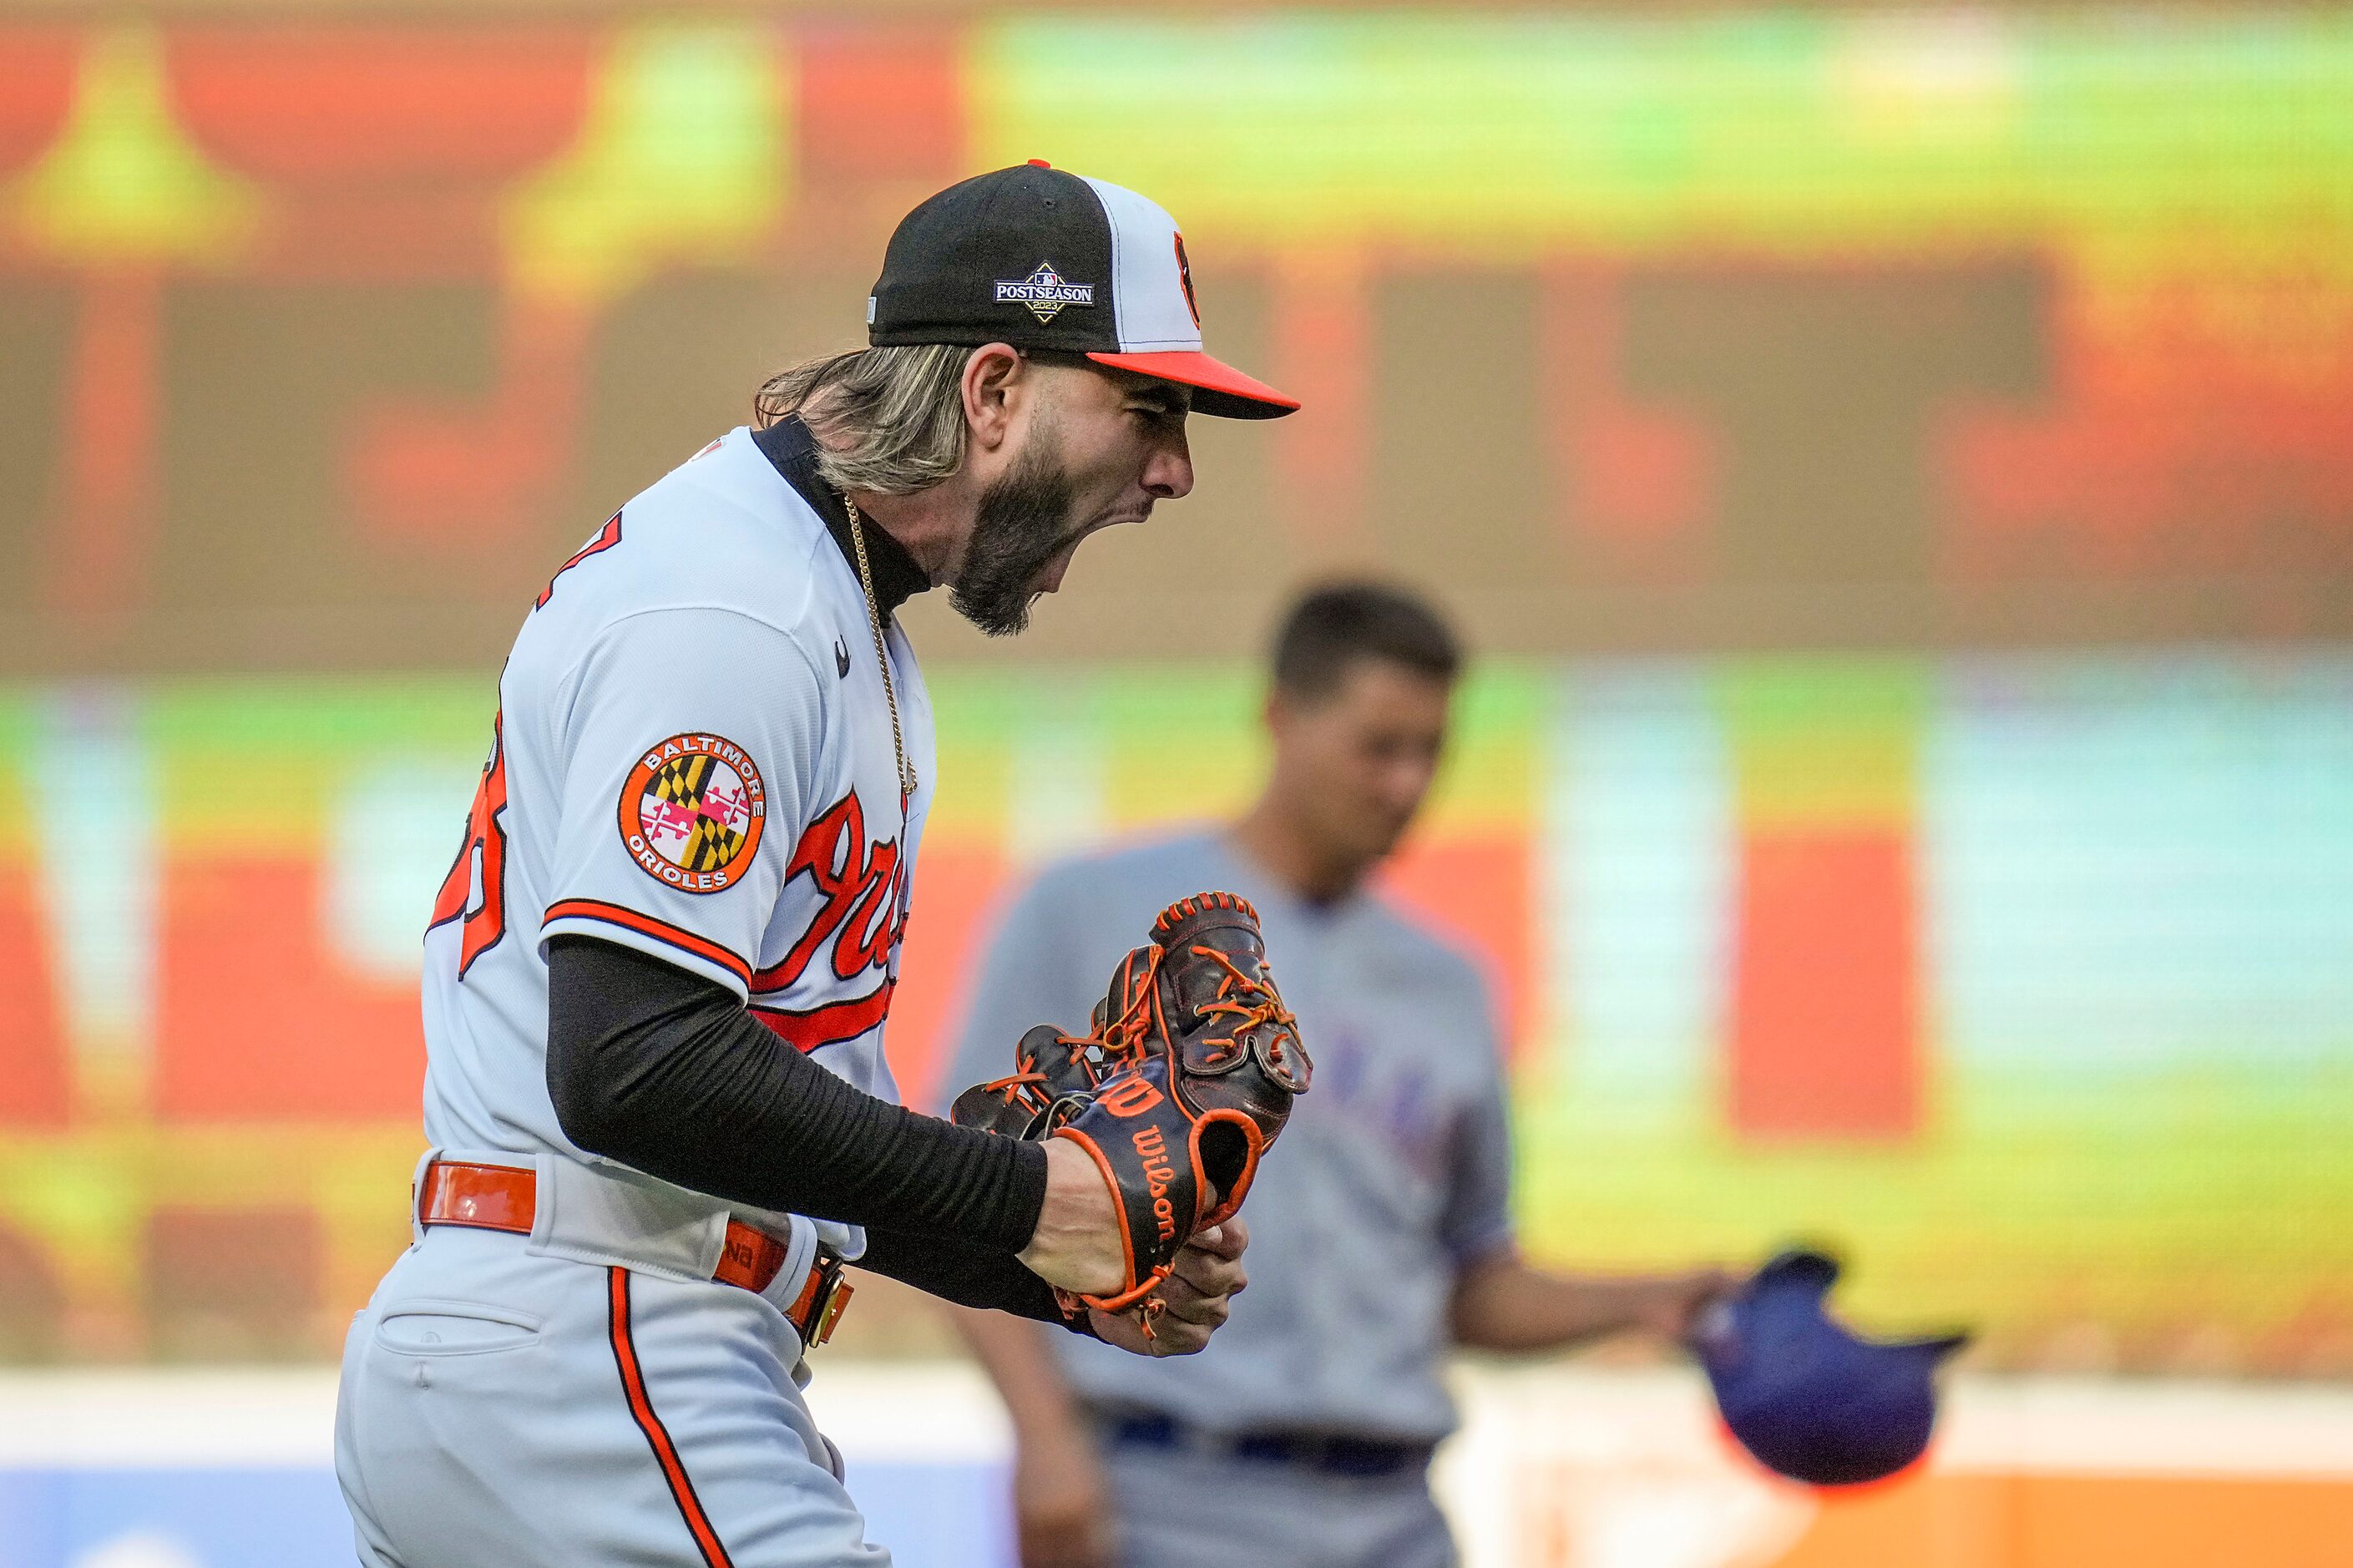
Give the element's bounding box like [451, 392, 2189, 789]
[1039, 506, 1152, 594]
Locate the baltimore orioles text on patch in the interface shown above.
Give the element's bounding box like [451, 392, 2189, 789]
[616, 732, 767, 893]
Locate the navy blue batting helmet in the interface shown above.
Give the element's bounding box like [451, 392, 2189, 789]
[1693, 1249, 1969, 1488]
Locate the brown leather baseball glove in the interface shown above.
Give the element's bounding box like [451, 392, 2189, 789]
[952, 891, 1310, 1326]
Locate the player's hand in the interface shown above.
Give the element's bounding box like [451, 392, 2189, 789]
[1010, 1424, 1116, 1568]
[1644, 1267, 1741, 1344]
[1088, 1218, 1248, 1358]
[1018, 1136, 1129, 1298]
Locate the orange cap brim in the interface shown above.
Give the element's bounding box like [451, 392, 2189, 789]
[1086, 350, 1299, 420]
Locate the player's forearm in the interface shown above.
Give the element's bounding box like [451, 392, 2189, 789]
[950, 1303, 1096, 1444]
[545, 935, 1047, 1251]
[857, 1225, 1090, 1330]
[1450, 1251, 1719, 1354]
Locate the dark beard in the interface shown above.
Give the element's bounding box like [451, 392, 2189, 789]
[948, 430, 1078, 638]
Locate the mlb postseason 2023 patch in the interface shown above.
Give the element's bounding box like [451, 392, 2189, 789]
[994, 260, 1095, 323]
[618, 733, 767, 893]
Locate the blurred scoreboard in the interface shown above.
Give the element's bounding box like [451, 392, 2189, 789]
[1, 10, 2350, 1372]
[0, 13, 2348, 671]
[1, 654, 2349, 1369]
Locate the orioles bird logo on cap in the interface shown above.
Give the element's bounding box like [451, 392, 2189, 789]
[1172, 233, 1202, 329]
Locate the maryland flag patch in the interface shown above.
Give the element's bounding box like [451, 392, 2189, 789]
[617, 733, 767, 893]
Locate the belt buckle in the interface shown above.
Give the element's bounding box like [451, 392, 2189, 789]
[807, 1255, 854, 1348]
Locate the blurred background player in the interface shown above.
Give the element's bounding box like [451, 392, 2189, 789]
[943, 583, 1733, 1568]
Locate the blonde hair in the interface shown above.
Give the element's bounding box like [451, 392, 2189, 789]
[752, 344, 973, 495]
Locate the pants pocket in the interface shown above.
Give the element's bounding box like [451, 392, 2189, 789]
[374, 1297, 543, 1356]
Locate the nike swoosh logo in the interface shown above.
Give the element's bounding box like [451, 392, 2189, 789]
[835, 636, 852, 679]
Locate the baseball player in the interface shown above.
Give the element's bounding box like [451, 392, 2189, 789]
[944, 584, 1733, 1568]
[333, 163, 1298, 1567]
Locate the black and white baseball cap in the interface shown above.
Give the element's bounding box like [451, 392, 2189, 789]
[868, 161, 1298, 420]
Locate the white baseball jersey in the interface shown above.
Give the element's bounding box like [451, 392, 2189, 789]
[420, 420, 934, 1177]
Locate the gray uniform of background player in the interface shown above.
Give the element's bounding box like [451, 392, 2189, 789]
[941, 827, 1514, 1568]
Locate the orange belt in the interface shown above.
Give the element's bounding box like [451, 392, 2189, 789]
[416, 1159, 853, 1348]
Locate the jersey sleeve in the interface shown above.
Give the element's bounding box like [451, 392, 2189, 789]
[539, 606, 827, 999]
[1439, 987, 1519, 1268]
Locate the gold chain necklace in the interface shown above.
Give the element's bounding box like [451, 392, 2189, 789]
[842, 496, 918, 802]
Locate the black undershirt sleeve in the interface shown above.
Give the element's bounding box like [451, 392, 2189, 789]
[544, 935, 1055, 1301]
[856, 1225, 1087, 1330]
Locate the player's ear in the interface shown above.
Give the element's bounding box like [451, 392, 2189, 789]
[1260, 684, 1290, 739]
[960, 343, 1025, 453]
